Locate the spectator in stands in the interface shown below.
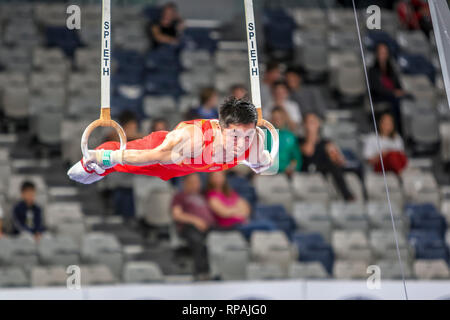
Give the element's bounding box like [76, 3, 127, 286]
[205, 171, 250, 228]
[397, 0, 433, 39]
[149, 2, 185, 48]
[369, 42, 409, 136]
[269, 107, 302, 177]
[106, 110, 144, 142]
[151, 118, 169, 132]
[285, 67, 325, 118]
[12, 181, 45, 241]
[300, 113, 354, 201]
[260, 61, 282, 107]
[185, 87, 219, 120]
[171, 173, 214, 280]
[364, 112, 408, 175]
[230, 84, 248, 100]
[266, 81, 302, 133]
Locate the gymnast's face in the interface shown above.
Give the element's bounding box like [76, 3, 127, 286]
[221, 123, 256, 158]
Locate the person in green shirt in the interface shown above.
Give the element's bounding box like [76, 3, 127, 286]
[267, 107, 303, 177]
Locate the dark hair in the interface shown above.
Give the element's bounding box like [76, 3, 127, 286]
[151, 118, 169, 132]
[219, 97, 258, 128]
[285, 66, 303, 77]
[118, 110, 138, 127]
[374, 42, 395, 76]
[230, 84, 247, 92]
[206, 172, 232, 197]
[272, 80, 289, 90]
[199, 87, 217, 105]
[21, 181, 35, 193]
[266, 61, 280, 73]
[271, 106, 285, 114]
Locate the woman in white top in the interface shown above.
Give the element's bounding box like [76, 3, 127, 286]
[363, 113, 408, 175]
[264, 80, 302, 133]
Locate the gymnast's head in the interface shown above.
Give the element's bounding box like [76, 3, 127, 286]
[219, 97, 258, 157]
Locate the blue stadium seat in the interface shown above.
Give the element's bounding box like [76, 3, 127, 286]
[408, 230, 449, 262]
[364, 30, 400, 57]
[263, 8, 295, 52]
[291, 231, 334, 275]
[397, 52, 436, 84]
[183, 28, 218, 53]
[144, 72, 183, 96]
[253, 204, 296, 239]
[236, 220, 277, 240]
[45, 26, 82, 58]
[405, 203, 447, 237]
[145, 45, 181, 72]
[143, 5, 162, 22]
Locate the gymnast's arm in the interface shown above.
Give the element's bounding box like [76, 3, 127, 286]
[67, 125, 203, 184]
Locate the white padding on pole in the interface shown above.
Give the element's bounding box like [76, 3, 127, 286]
[101, 0, 111, 109]
[244, 0, 262, 111]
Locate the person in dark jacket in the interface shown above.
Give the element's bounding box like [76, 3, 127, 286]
[12, 181, 45, 240]
[368, 42, 409, 136]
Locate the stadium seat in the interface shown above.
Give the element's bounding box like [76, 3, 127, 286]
[370, 230, 412, 261]
[405, 203, 447, 237]
[396, 31, 431, 59]
[31, 266, 67, 287]
[292, 232, 334, 275]
[0, 267, 29, 287]
[402, 172, 440, 207]
[253, 174, 293, 213]
[291, 8, 327, 31]
[292, 173, 330, 203]
[207, 231, 249, 280]
[330, 201, 369, 231]
[253, 204, 296, 238]
[288, 261, 329, 279]
[9, 235, 38, 268]
[367, 201, 406, 231]
[246, 263, 285, 280]
[375, 260, 413, 279]
[292, 202, 332, 241]
[332, 230, 372, 261]
[123, 262, 164, 283]
[142, 190, 174, 227]
[250, 231, 293, 275]
[81, 233, 124, 277]
[80, 264, 116, 285]
[333, 260, 368, 279]
[365, 172, 403, 207]
[38, 235, 80, 266]
[414, 260, 450, 280]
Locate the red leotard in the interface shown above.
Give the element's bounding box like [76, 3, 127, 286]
[91, 119, 250, 181]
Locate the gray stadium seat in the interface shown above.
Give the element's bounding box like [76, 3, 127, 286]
[0, 47, 32, 72]
[38, 235, 80, 266]
[246, 263, 285, 280]
[414, 260, 450, 280]
[367, 201, 406, 231]
[123, 262, 164, 283]
[332, 230, 372, 261]
[9, 235, 38, 268]
[143, 95, 177, 118]
[80, 264, 116, 285]
[250, 231, 293, 275]
[81, 232, 123, 277]
[400, 75, 436, 102]
[289, 262, 329, 279]
[74, 49, 98, 72]
[439, 122, 450, 164]
[376, 260, 413, 279]
[2, 86, 30, 120]
[292, 202, 332, 241]
[31, 266, 67, 287]
[36, 112, 63, 145]
[292, 173, 330, 203]
[365, 172, 403, 207]
[0, 267, 29, 287]
[254, 174, 293, 213]
[369, 230, 411, 261]
[402, 170, 440, 207]
[292, 8, 327, 31]
[207, 231, 249, 280]
[333, 260, 368, 279]
[32, 48, 68, 73]
[330, 201, 369, 231]
[0, 237, 13, 265]
[142, 190, 174, 227]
